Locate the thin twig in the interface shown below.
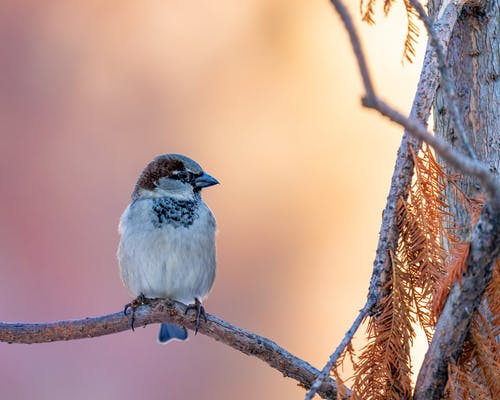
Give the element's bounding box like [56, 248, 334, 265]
[0, 299, 343, 400]
[304, 299, 373, 400]
[409, 0, 476, 160]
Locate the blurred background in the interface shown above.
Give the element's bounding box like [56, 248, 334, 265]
[0, 0, 426, 399]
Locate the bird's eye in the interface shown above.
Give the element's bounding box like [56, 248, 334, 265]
[172, 170, 190, 181]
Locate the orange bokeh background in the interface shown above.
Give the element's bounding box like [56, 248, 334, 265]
[0, 1, 426, 399]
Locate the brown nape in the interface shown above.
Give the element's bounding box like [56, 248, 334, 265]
[131, 156, 184, 199]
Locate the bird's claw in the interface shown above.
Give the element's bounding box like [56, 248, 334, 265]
[185, 298, 207, 335]
[123, 293, 146, 331]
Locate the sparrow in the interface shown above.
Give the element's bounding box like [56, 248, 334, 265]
[117, 154, 218, 343]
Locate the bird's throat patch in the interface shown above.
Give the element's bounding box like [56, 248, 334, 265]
[151, 198, 198, 228]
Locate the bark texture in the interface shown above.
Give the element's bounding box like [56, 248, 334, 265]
[432, 0, 499, 233]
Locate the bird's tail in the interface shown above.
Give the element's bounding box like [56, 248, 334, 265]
[158, 323, 188, 344]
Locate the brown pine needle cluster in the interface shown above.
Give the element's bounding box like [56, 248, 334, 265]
[360, 0, 420, 62]
[351, 146, 448, 399]
[332, 145, 498, 399]
[352, 250, 415, 400]
[401, 147, 449, 338]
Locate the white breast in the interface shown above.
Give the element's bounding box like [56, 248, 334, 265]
[117, 198, 216, 304]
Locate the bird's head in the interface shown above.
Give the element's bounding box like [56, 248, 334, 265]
[132, 154, 219, 200]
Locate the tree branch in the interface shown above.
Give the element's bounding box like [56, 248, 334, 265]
[0, 299, 343, 400]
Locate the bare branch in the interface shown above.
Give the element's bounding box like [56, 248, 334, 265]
[414, 204, 500, 399]
[304, 299, 373, 400]
[0, 299, 342, 400]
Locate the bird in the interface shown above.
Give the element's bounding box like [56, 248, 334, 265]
[117, 153, 219, 343]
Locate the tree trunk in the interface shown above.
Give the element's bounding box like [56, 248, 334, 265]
[431, 0, 499, 236]
[429, 0, 499, 395]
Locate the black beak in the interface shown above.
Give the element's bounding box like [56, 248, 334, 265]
[194, 172, 219, 189]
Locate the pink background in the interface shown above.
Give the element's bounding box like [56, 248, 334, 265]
[0, 1, 426, 399]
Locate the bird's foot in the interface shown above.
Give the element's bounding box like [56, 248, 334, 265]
[123, 293, 146, 331]
[185, 298, 207, 335]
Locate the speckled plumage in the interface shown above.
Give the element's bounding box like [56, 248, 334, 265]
[151, 198, 198, 228]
